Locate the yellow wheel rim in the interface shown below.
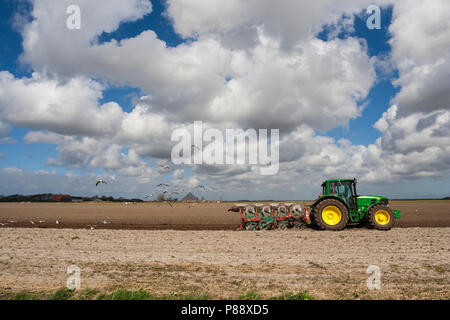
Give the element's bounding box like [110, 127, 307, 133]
[375, 210, 390, 225]
[322, 205, 342, 226]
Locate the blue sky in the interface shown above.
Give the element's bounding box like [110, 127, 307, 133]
[0, 0, 449, 199]
[320, 6, 399, 145]
[0, 3, 393, 167]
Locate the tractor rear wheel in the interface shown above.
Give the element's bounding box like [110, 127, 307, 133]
[311, 198, 349, 231]
[367, 205, 395, 230]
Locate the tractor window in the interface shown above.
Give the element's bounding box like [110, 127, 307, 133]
[329, 181, 353, 206]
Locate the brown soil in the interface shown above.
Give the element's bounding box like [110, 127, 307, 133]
[0, 201, 448, 299]
[0, 227, 448, 299]
[0, 200, 448, 230]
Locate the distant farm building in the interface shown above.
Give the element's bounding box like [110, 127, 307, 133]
[182, 192, 198, 202]
[51, 194, 72, 202]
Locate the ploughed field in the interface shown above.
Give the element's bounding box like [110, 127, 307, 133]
[0, 201, 448, 299]
[0, 200, 449, 230]
[0, 227, 448, 299]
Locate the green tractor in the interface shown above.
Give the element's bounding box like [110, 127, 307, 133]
[310, 178, 400, 231]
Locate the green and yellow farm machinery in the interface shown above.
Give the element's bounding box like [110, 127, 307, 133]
[228, 202, 310, 230]
[228, 178, 401, 231]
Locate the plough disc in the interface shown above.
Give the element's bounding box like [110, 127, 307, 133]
[244, 222, 258, 230]
[227, 203, 310, 231]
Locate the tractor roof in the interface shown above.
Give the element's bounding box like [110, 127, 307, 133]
[321, 178, 356, 186]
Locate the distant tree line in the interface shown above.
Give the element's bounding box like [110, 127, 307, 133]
[0, 193, 143, 203]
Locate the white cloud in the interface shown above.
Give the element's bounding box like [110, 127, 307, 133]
[165, 0, 390, 50]
[21, 0, 152, 76]
[389, 0, 450, 66]
[15, 0, 376, 134]
[389, 0, 450, 115]
[0, 0, 449, 198]
[0, 72, 124, 136]
[25, 130, 160, 183]
[208, 35, 375, 131]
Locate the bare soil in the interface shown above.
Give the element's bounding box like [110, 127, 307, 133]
[0, 200, 448, 230]
[0, 201, 448, 299]
[0, 227, 448, 299]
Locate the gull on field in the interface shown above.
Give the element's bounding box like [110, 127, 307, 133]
[102, 220, 111, 224]
[188, 203, 197, 209]
[87, 225, 96, 230]
[96, 179, 107, 186]
[8, 220, 16, 223]
[0, 222, 8, 226]
[56, 220, 60, 225]
[30, 221, 35, 225]
[38, 220, 45, 223]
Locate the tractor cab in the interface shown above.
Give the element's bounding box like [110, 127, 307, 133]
[311, 178, 401, 230]
[321, 179, 357, 211]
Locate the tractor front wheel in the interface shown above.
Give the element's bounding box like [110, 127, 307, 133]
[311, 199, 349, 231]
[367, 205, 395, 230]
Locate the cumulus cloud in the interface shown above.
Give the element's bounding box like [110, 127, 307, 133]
[24, 130, 160, 184]
[389, 0, 450, 115]
[20, 0, 152, 76]
[165, 0, 390, 50]
[0, 72, 124, 136]
[14, 0, 377, 134]
[0, 0, 449, 198]
[208, 35, 374, 131]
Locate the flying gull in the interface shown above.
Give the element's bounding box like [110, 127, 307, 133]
[157, 183, 169, 188]
[96, 179, 107, 186]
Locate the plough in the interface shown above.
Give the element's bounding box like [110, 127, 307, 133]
[228, 178, 401, 231]
[228, 203, 310, 230]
